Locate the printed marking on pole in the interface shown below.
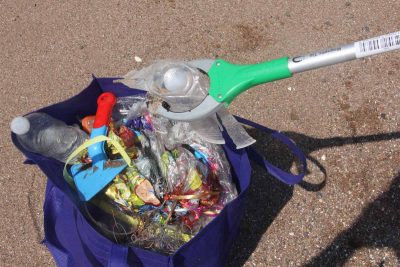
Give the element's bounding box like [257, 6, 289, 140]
[355, 31, 400, 58]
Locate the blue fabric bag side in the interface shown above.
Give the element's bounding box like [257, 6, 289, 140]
[11, 77, 306, 267]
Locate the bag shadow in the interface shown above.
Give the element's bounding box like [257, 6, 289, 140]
[228, 127, 400, 267]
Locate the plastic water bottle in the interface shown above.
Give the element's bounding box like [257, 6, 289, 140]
[11, 112, 88, 162]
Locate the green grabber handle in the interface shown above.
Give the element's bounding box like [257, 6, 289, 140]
[207, 57, 292, 104]
[207, 31, 400, 105]
[157, 31, 400, 121]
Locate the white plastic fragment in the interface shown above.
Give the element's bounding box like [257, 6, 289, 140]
[134, 56, 142, 63]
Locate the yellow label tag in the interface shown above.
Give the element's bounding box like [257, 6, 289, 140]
[188, 169, 202, 190]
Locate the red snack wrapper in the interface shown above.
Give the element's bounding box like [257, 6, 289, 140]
[118, 125, 136, 148]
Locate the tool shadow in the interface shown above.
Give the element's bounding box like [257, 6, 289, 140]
[228, 129, 400, 267]
[303, 173, 400, 266]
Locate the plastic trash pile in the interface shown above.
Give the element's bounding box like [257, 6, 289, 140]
[77, 94, 238, 253]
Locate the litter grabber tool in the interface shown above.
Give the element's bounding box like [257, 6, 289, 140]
[157, 31, 400, 121]
[71, 92, 128, 201]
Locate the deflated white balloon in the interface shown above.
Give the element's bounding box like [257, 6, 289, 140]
[163, 67, 190, 92]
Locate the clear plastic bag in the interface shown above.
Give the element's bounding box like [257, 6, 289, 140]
[112, 95, 147, 124]
[217, 108, 256, 149]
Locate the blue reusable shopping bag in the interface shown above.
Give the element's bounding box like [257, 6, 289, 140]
[12, 77, 306, 267]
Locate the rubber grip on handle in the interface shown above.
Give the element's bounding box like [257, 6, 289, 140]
[93, 92, 117, 128]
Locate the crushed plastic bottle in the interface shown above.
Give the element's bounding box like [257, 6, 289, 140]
[11, 112, 88, 162]
[118, 60, 256, 148]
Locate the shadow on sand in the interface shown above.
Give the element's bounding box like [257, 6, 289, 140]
[228, 128, 400, 266]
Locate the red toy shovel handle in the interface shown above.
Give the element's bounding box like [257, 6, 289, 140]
[93, 92, 117, 128]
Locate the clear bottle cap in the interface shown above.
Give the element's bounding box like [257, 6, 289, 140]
[11, 116, 30, 135]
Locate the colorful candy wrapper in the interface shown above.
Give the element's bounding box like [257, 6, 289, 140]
[160, 151, 180, 193]
[118, 125, 136, 147]
[190, 142, 238, 205]
[107, 124, 139, 160]
[105, 165, 161, 208]
[86, 197, 192, 254]
[158, 146, 223, 230]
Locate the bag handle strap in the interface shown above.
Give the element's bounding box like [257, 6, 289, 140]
[235, 116, 307, 185]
